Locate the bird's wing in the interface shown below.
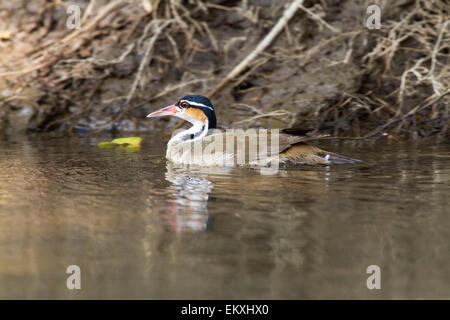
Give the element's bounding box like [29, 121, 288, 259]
[278, 130, 330, 153]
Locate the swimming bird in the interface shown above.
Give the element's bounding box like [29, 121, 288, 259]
[147, 95, 361, 166]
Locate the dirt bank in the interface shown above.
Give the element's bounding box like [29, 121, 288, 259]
[0, 0, 448, 141]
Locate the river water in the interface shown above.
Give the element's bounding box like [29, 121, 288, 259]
[0, 134, 449, 299]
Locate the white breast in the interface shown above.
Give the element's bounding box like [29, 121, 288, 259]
[166, 131, 280, 167]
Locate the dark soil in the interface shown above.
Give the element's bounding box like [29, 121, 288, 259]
[0, 0, 448, 141]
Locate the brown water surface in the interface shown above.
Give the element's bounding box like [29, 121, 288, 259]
[0, 135, 449, 299]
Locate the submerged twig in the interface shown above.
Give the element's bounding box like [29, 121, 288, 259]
[342, 90, 450, 140]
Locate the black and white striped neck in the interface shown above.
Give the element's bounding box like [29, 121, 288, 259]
[169, 119, 209, 145]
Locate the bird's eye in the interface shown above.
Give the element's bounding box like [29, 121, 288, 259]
[180, 102, 189, 108]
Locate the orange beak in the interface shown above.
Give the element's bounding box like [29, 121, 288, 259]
[146, 104, 178, 118]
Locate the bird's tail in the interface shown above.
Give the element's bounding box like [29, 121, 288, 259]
[281, 143, 362, 165]
[321, 152, 362, 164]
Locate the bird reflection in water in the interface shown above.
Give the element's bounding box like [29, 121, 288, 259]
[161, 163, 232, 232]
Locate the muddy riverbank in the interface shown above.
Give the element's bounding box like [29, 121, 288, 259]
[0, 0, 448, 141]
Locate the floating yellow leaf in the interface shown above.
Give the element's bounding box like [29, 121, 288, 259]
[98, 137, 142, 148]
[97, 142, 114, 148]
[111, 137, 142, 146]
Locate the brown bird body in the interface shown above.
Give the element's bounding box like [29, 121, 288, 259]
[147, 95, 361, 166]
[165, 130, 358, 166]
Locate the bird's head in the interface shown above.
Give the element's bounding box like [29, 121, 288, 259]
[146, 95, 216, 129]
